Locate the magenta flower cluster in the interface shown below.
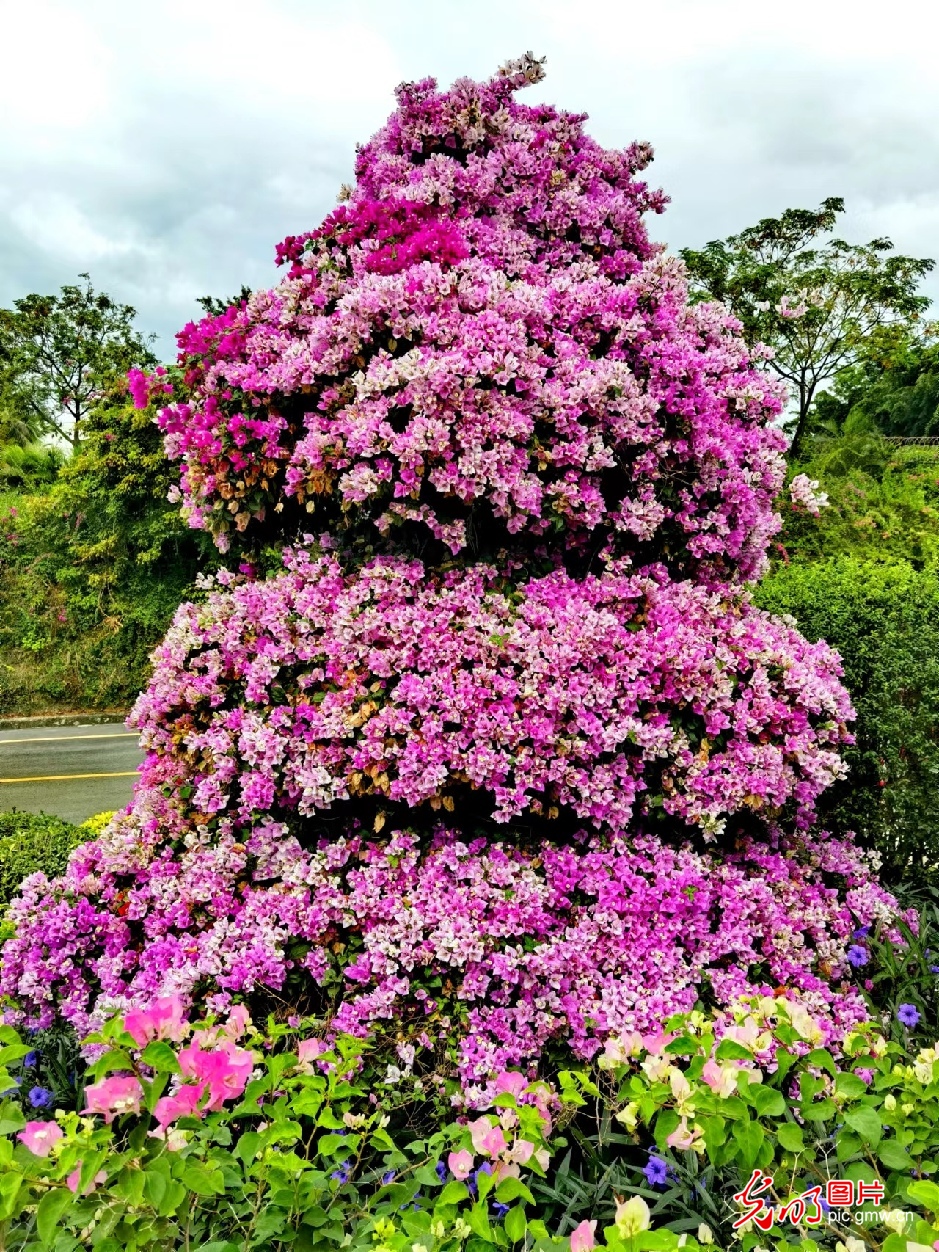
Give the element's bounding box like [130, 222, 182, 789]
[0, 57, 900, 1082]
[128, 550, 851, 837]
[145, 54, 786, 582]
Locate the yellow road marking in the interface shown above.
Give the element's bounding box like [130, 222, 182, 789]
[0, 732, 137, 745]
[0, 771, 140, 784]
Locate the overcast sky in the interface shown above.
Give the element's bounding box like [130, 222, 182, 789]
[2, 0, 937, 357]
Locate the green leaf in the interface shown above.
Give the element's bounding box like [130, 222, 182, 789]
[37, 1189, 73, 1244]
[732, 1118, 764, 1170]
[467, 1200, 492, 1241]
[844, 1105, 883, 1146]
[180, 1163, 225, 1197]
[777, 1122, 805, 1152]
[835, 1071, 868, 1099]
[878, 1139, 915, 1172]
[715, 1039, 753, 1061]
[494, 1177, 534, 1204]
[749, 1086, 785, 1117]
[0, 1171, 22, 1221]
[439, 1181, 470, 1205]
[316, 1132, 355, 1157]
[140, 1041, 181, 1073]
[504, 1204, 527, 1243]
[143, 1168, 168, 1208]
[835, 1132, 862, 1162]
[908, 1179, 939, 1214]
[802, 1098, 837, 1121]
[803, 1048, 837, 1076]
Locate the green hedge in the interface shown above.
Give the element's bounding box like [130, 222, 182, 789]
[755, 556, 939, 878]
[0, 811, 90, 905]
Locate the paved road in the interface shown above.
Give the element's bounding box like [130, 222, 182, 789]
[0, 725, 145, 824]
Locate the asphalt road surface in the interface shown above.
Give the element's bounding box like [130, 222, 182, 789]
[0, 724, 145, 824]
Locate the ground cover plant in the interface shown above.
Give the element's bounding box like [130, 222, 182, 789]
[0, 56, 926, 1247]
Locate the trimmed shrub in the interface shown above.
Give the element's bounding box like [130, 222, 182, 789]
[0, 811, 90, 907]
[755, 557, 939, 877]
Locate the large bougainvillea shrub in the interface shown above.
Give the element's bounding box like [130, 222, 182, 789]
[0, 56, 899, 1091]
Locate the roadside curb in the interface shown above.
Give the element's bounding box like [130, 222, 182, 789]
[0, 713, 130, 730]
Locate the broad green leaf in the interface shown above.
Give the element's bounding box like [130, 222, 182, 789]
[776, 1122, 805, 1152]
[0, 1171, 22, 1221]
[803, 1048, 837, 1076]
[749, 1086, 785, 1117]
[878, 1139, 915, 1172]
[37, 1188, 72, 1244]
[180, 1163, 225, 1197]
[504, 1204, 527, 1243]
[908, 1179, 939, 1213]
[140, 1041, 181, 1073]
[844, 1105, 883, 1146]
[802, 1097, 836, 1121]
[467, 1200, 492, 1241]
[495, 1177, 534, 1204]
[732, 1118, 764, 1170]
[439, 1181, 470, 1205]
[835, 1071, 868, 1099]
[714, 1039, 753, 1061]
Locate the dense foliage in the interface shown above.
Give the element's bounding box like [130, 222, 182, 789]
[755, 556, 939, 876]
[813, 329, 939, 439]
[0, 390, 210, 713]
[5, 998, 939, 1251]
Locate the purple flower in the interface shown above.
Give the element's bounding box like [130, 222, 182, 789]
[330, 1160, 351, 1184]
[897, 1004, 921, 1028]
[846, 945, 868, 968]
[23, 1051, 38, 1069]
[491, 1202, 510, 1218]
[382, 1170, 396, 1185]
[435, 1160, 447, 1183]
[852, 925, 870, 940]
[28, 1086, 53, 1109]
[643, 1154, 670, 1188]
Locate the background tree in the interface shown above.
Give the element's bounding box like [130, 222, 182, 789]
[0, 273, 155, 449]
[813, 324, 939, 438]
[681, 198, 934, 456]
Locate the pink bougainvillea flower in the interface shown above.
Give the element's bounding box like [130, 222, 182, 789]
[666, 1117, 704, 1152]
[17, 1121, 63, 1157]
[448, 1149, 474, 1180]
[508, 1138, 535, 1165]
[153, 1082, 206, 1129]
[469, 1118, 508, 1157]
[571, 1220, 597, 1252]
[82, 1075, 143, 1124]
[177, 1040, 254, 1110]
[494, 1072, 527, 1098]
[124, 994, 188, 1048]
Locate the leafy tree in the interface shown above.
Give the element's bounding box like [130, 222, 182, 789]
[0, 274, 155, 449]
[813, 326, 939, 438]
[681, 198, 934, 456]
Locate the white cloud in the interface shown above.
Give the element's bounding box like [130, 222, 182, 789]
[1, 0, 936, 355]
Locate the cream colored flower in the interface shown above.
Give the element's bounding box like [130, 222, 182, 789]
[614, 1196, 650, 1238]
[835, 1238, 865, 1252]
[697, 1223, 714, 1245]
[614, 1102, 639, 1132]
[881, 1208, 911, 1234]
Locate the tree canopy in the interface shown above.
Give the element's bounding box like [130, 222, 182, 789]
[681, 198, 934, 455]
[0, 274, 155, 449]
